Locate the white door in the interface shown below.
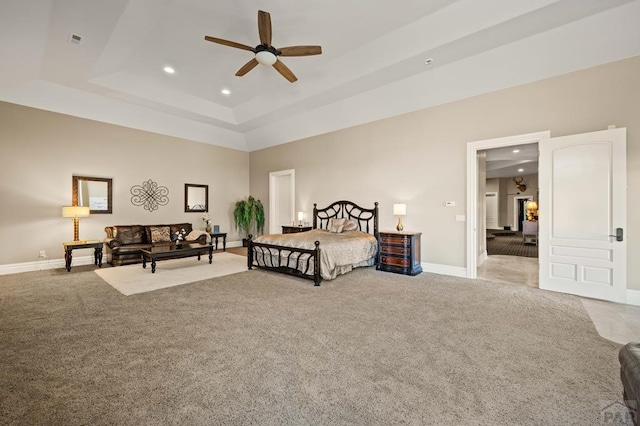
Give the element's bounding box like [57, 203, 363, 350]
[269, 170, 295, 234]
[539, 128, 626, 302]
[485, 192, 498, 229]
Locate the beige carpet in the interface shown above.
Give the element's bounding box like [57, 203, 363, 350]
[95, 252, 247, 295]
[0, 265, 625, 425]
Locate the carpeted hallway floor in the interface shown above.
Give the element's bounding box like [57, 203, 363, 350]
[487, 232, 538, 258]
[0, 263, 625, 425]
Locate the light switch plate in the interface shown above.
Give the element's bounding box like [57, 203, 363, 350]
[455, 215, 465, 222]
[445, 201, 455, 207]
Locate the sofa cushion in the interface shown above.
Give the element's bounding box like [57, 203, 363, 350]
[112, 225, 144, 245]
[149, 226, 171, 243]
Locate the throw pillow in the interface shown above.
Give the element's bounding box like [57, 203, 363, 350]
[149, 226, 171, 243]
[329, 223, 344, 233]
[328, 218, 346, 233]
[342, 219, 358, 232]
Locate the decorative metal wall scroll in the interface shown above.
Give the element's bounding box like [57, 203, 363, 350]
[130, 179, 169, 211]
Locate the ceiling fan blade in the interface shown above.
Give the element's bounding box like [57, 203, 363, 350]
[258, 10, 272, 46]
[235, 58, 259, 77]
[273, 59, 297, 83]
[278, 46, 322, 57]
[204, 36, 255, 52]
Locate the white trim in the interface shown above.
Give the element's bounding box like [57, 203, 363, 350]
[0, 255, 96, 275]
[421, 262, 468, 278]
[478, 250, 487, 266]
[466, 131, 550, 278]
[268, 169, 295, 234]
[626, 289, 640, 307]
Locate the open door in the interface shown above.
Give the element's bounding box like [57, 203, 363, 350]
[539, 128, 627, 302]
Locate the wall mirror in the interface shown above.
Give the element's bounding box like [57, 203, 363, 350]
[72, 176, 113, 214]
[185, 183, 208, 212]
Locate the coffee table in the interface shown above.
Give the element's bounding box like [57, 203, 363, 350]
[141, 243, 213, 273]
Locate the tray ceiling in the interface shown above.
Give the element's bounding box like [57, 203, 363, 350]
[1, 0, 639, 151]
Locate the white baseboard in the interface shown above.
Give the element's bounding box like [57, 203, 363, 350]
[477, 250, 488, 266]
[627, 289, 640, 306]
[421, 262, 468, 278]
[0, 242, 246, 276]
[226, 240, 243, 248]
[0, 255, 97, 275]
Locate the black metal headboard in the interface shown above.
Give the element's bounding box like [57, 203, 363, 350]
[313, 200, 379, 237]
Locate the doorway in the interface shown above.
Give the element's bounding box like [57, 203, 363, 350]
[268, 169, 295, 234]
[466, 131, 548, 280]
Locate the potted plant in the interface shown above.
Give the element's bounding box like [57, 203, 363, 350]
[233, 196, 265, 246]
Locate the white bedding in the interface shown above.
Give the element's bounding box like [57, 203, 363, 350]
[252, 229, 378, 280]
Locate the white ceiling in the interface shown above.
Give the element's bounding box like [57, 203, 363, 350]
[485, 143, 538, 179]
[1, 0, 639, 151]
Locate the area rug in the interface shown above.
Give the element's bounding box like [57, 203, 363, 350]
[94, 252, 247, 295]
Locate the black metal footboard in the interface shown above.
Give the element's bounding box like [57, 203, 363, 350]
[247, 235, 322, 286]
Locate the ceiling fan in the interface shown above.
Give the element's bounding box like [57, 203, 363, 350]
[204, 10, 322, 83]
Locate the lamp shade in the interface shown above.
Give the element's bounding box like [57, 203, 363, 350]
[298, 211, 304, 221]
[62, 206, 90, 218]
[393, 204, 406, 216]
[525, 200, 538, 211]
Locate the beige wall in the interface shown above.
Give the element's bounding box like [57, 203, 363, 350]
[250, 56, 640, 290]
[0, 102, 249, 266]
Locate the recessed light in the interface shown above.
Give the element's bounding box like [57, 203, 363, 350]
[221, 88, 231, 96]
[163, 66, 175, 74]
[513, 149, 520, 153]
[424, 58, 433, 66]
[518, 168, 524, 172]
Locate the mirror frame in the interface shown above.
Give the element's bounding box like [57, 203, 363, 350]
[72, 175, 113, 214]
[184, 183, 209, 213]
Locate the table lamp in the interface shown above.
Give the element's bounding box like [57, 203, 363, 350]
[393, 204, 406, 232]
[62, 206, 90, 241]
[525, 200, 538, 221]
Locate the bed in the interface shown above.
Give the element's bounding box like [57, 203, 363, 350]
[247, 200, 379, 286]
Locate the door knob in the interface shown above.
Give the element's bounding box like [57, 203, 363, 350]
[608, 228, 623, 242]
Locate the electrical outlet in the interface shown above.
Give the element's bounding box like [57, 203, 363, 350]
[39, 250, 46, 258]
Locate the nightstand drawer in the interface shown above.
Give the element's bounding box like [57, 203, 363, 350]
[380, 256, 410, 267]
[380, 235, 410, 246]
[380, 246, 410, 256]
[377, 231, 422, 276]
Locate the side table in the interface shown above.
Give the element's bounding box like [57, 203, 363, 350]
[63, 240, 104, 272]
[209, 232, 227, 251]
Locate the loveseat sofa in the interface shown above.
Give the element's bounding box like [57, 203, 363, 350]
[104, 223, 208, 266]
[620, 342, 640, 425]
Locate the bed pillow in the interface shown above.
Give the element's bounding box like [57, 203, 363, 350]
[342, 219, 358, 232]
[329, 218, 346, 233]
[149, 226, 171, 243]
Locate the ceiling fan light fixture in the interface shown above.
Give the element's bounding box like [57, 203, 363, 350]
[255, 50, 277, 65]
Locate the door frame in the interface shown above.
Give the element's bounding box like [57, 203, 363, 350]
[466, 131, 549, 278]
[268, 169, 295, 234]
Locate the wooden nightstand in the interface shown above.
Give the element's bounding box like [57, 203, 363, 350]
[282, 225, 312, 234]
[377, 231, 422, 276]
